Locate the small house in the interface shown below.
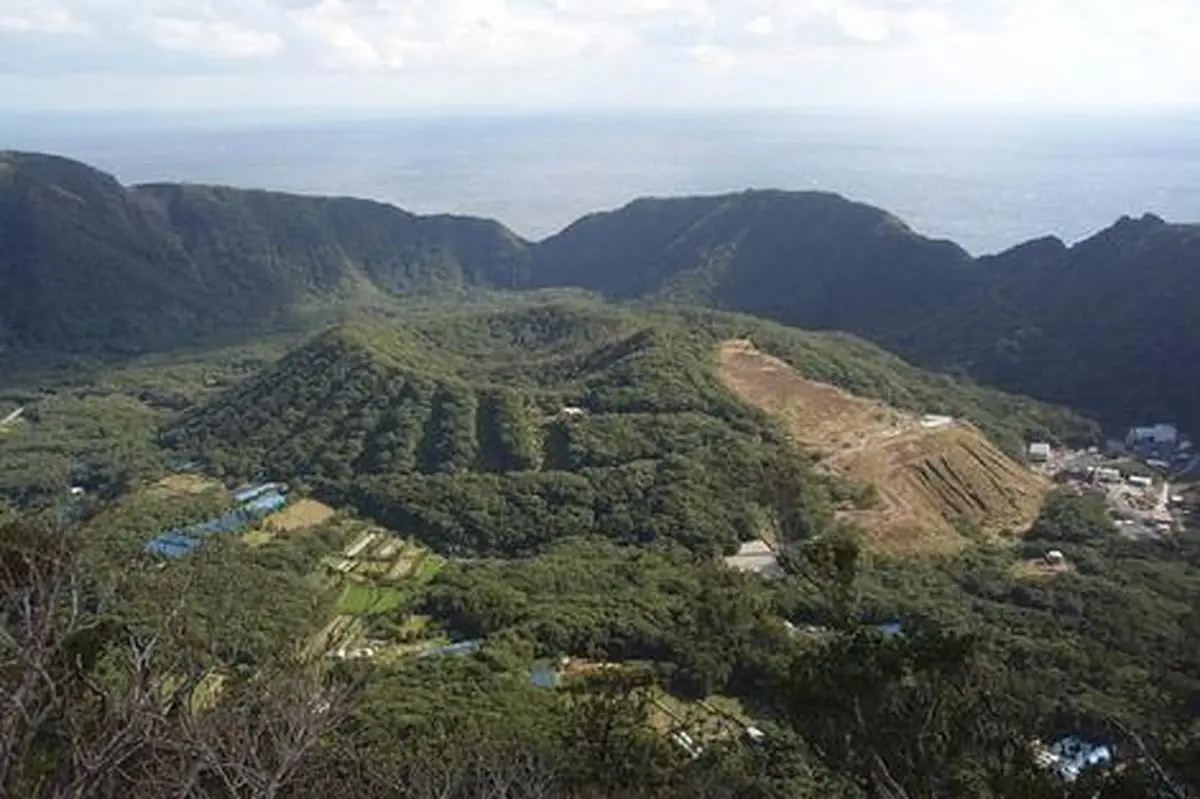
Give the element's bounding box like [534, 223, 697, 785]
[1028, 442, 1052, 462]
[1045, 550, 1066, 566]
[1093, 467, 1122, 483]
[1127, 475, 1153, 489]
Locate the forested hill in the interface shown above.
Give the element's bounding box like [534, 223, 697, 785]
[165, 303, 1093, 556]
[898, 214, 1200, 429]
[0, 151, 532, 350]
[530, 190, 979, 341]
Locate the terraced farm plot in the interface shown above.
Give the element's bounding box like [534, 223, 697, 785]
[338, 582, 404, 615]
[718, 339, 1050, 555]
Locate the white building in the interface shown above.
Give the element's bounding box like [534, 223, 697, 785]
[1028, 442, 1052, 462]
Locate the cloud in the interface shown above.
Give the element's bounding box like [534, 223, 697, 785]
[0, 2, 87, 34]
[137, 16, 284, 59]
[0, 0, 1196, 109]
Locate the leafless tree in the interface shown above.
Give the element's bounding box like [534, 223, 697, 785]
[1, 520, 351, 799]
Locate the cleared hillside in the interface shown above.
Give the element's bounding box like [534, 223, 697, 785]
[718, 339, 1050, 555]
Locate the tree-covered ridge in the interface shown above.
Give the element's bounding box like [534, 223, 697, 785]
[7, 150, 1195, 429]
[166, 303, 1092, 558]
[0, 151, 532, 351]
[901, 214, 1200, 430]
[530, 190, 979, 339]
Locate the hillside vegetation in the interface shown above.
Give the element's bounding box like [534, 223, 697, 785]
[4, 151, 1198, 429]
[0, 151, 531, 350]
[166, 302, 1092, 558]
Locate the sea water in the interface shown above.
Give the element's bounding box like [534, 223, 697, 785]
[4, 111, 1198, 255]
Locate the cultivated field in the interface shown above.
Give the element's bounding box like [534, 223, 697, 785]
[718, 339, 1050, 555]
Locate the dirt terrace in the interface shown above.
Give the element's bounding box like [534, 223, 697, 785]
[717, 339, 1050, 556]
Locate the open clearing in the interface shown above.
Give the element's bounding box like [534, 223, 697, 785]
[338, 582, 404, 615]
[1012, 558, 1076, 581]
[264, 498, 335, 532]
[717, 339, 1050, 555]
[148, 473, 224, 498]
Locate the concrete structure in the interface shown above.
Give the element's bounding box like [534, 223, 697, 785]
[920, 414, 954, 429]
[1028, 442, 1052, 462]
[1127, 475, 1153, 489]
[1092, 467, 1122, 483]
[1045, 550, 1066, 566]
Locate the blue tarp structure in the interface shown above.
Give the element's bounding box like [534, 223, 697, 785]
[421, 640, 483, 659]
[233, 482, 287, 504]
[530, 664, 557, 688]
[144, 485, 288, 558]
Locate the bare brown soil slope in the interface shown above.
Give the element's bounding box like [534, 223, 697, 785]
[717, 339, 1050, 555]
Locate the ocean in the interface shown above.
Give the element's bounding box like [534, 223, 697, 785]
[4, 111, 1198, 255]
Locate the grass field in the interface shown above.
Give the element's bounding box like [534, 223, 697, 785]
[338, 581, 404, 615]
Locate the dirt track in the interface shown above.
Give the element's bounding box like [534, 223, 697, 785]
[718, 339, 1050, 555]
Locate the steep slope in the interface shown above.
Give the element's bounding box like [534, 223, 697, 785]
[0, 151, 530, 352]
[901, 214, 1200, 430]
[531, 190, 978, 340]
[0, 152, 213, 349]
[718, 339, 1050, 555]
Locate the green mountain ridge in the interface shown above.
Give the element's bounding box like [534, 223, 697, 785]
[0, 151, 533, 350]
[4, 150, 1198, 429]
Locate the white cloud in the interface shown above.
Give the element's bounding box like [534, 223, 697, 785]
[0, 3, 86, 34]
[744, 15, 774, 36]
[137, 15, 284, 59]
[0, 0, 1196, 109]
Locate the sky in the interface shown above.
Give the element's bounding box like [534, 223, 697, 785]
[0, 0, 1197, 113]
